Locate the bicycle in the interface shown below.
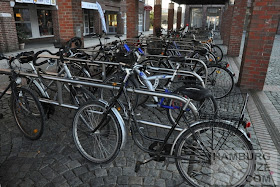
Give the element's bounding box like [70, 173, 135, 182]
[72, 61, 255, 186]
[25, 48, 96, 116]
[0, 52, 45, 140]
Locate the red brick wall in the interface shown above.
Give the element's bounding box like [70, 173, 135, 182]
[238, 0, 280, 90]
[153, 4, 161, 35]
[145, 10, 151, 31]
[0, 0, 18, 52]
[126, 0, 138, 38]
[177, 7, 182, 30]
[168, 7, 174, 31]
[54, 0, 83, 45]
[223, 6, 234, 46]
[184, 5, 190, 26]
[227, 0, 247, 56]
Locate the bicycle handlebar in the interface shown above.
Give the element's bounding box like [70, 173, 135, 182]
[33, 49, 59, 66]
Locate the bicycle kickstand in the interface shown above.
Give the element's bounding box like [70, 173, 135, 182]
[135, 157, 155, 172]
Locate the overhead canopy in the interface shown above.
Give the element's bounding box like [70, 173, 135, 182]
[172, 0, 227, 5]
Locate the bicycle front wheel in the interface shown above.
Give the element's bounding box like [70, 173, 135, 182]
[175, 121, 255, 186]
[73, 101, 123, 164]
[11, 87, 45, 140]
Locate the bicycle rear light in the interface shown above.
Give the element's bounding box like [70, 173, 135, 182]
[246, 122, 251, 128]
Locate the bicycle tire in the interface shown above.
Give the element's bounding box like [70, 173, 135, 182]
[11, 87, 45, 140]
[175, 121, 255, 186]
[197, 64, 234, 99]
[73, 101, 123, 163]
[212, 45, 223, 62]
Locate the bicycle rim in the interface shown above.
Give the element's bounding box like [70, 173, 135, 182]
[175, 121, 255, 186]
[73, 101, 122, 163]
[206, 66, 234, 99]
[12, 87, 45, 140]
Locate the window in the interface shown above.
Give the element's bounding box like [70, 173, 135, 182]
[190, 8, 203, 28]
[14, 8, 32, 37]
[37, 9, 53, 36]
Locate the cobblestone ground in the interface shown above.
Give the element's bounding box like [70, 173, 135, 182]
[0, 89, 274, 186]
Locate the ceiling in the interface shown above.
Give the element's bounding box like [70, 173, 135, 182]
[172, 0, 227, 5]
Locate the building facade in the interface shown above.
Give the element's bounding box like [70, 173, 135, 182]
[0, 0, 151, 52]
[184, 5, 224, 31]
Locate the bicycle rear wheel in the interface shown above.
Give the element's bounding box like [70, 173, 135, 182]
[73, 101, 123, 163]
[11, 87, 45, 140]
[175, 121, 255, 186]
[211, 45, 223, 62]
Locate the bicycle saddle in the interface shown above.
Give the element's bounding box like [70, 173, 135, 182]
[175, 85, 213, 102]
[105, 37, 110, 40]
[168, 56, 185, 63]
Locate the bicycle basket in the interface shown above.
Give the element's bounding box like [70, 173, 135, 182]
[199, 92, 249, 123]
[147, 40, 163, 55]
[114, 50, 136, 64]
[216, 92, 249, 122]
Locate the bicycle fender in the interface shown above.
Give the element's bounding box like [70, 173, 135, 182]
[170, 120, 252, 155]
[98, 99, 127, 150]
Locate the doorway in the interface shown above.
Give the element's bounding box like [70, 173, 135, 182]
[107, 14, 117, 34]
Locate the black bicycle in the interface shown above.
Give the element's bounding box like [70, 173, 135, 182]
[72, 61, 255, 186]
[0, 52, 45, 140]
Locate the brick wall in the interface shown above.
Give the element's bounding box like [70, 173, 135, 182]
[168, 5, 174, 31]
[126, 0, 138, 38]
[223, 6, 234, 46]
[0, 0, 18, 52]
[238, 0, 280, 90]
[177, 7, 182, 30]
[153, 4, 161, 35]
[145, 10, 151, 31]
[184, 5, 190, 26]
[227, 0, 247, 56]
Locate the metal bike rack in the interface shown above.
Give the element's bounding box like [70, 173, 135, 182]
[0, 68, 199, 132]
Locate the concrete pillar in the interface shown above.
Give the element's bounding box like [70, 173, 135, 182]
[153, 0, 162, 36]
[184, 5, 190, 26]
[0, 0, 18, 52]
[238, 0, 280, 90]
[177, 6, 182, 30]
[127, 0, 139, 38]
[167, 3, 174, 31]
[227, 0, 247, 56]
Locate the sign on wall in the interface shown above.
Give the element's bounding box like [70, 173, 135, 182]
[81, 2, 98, 10]
[15, 0, 56, 5]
